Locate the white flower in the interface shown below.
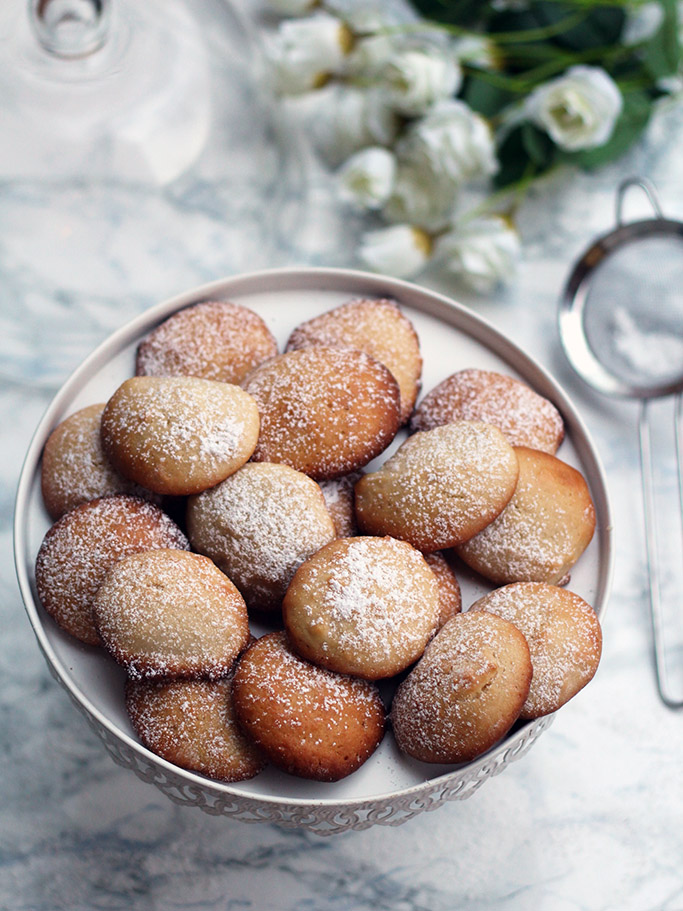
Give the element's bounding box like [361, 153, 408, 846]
[434, 216, 521, 293]
[524, 65, 623, 151]
[267, 13, 353, 95]
[382, 162, 456, 230]
[397, 100, 498, 186]
[454, 35, 498, 70]
[379, 48, 462, 116]
[359, 224, 432, 278]
[324, 0, 405, 34]
[265, 0, 318, 15]
[623, 3, 664, 45]
[347, 33, 401, 78]
[305, 84, 400, 166]
[338, 147, 397, 210]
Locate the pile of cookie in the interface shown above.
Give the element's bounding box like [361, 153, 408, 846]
[35, 297, 602, 784]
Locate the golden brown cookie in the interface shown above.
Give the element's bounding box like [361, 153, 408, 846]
[317, 471, 363, 538]
[354, 421, 519, 552]
[286, 298, 422, 424]
[126, 675, 267, 782]
[93, 549, 249, 680]
[470, 582, 602, 719]
[100, 376, 260, 496]
[232, 632, 385, 781]
[40, 403, 150, 520]
[283, 536, 440, 679]
[241, 345, 401, 480]
[411, 368, 564, 454]
[187, 462, 336, 613]
[35, 495, 189, 646]
[136, 300, 278, 385]
[456, 447, 596, 585]
[424, 551, 462, 629]
[391, 611, 532, 764]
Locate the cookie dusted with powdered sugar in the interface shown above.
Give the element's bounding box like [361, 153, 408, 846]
[469, 582, 602, 719]
[354, 421, 519, 552]
[283, 536, 440, 680]
[41, 403, 153, 520]
[187, 462, 336, 613]
[232, 632, 385, 782]
[456, 447, 596, 585]
[93, 549, 250, 680]
[286, 297, 422, 425]
[136, 300, 278, 385]
[126, 675, 267, 782]
[391, 611, 532, 764]
[35, 494, 189, 646]
[100, 376, 260, 496]
[411, 368, 564, 454]
[241, 346, 401, 480]
[317, 470, 363, 538]
[424, 551, 462, 630]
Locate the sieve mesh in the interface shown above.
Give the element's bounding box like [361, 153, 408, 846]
[583, 234, 683, 392]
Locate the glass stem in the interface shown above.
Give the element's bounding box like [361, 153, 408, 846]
[30, 0, 111, 58]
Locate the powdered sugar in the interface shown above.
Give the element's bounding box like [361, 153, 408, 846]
[355, 421, 519, 550]
[35, 494, 189, 645]
[470, 583, 602, 717]
[285, 297, 422, 424]
[391, 612, 531, 763]
[286, 537, 439, 676]
[457, 448, 595, 584]
[411, 368, 564, 454]
[187, 462, 335, 611]
[93, 549, 248, 680]
[101, 376, 259, 495]
[242, 346, 401, 480]
[136, 300, 278, 384]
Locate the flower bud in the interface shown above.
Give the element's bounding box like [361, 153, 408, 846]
[359, 224, 432, 278]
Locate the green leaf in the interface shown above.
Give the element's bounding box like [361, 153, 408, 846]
[642, 0, 681, 80]
[521, 122, 555, 165]
[494, 124, 557, 188]
[409, 0, 490, 26]
[574, 90, 652, 169]
[541, 4, 626, 52]
[460, 73, 517, 117]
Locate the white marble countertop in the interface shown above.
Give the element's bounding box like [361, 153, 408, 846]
[2, 3, 683, 908]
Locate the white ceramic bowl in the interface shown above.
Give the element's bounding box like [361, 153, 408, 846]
[14, 268, 613, 835]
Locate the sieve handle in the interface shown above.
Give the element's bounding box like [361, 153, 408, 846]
[616, 177, 664, 227]
[639, 396, 683, 708]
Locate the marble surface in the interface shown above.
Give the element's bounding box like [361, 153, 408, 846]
[2, 3, 683, 908]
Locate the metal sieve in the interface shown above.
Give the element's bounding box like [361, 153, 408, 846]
[559, 177, 683, 708]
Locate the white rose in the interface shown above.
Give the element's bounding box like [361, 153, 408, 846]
[347, 33, 401, 78]
[454, 35, 498, 70]
[524, 65, 623, 151]
[324, 0, 406, 34]
[434, 216, 521, 293]
[267, 13, 353, 95]
[305, 84, 400, 166]
[382, 162, 457, 230]
[337, 147, 397, 210]
[359, 224, 432, 278]
[623, 2, 664, 45]
[265, 0, 318, 15]
[398, 99, 498, 187]
[379, 48, 462, 116]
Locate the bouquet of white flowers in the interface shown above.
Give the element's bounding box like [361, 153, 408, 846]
[264, 0, 681, 292]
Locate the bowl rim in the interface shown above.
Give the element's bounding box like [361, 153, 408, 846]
[13, 265, 614, 810]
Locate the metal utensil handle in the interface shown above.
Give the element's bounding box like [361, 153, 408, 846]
[639, 396, 683, 707]
[616, 176, 664, 226]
